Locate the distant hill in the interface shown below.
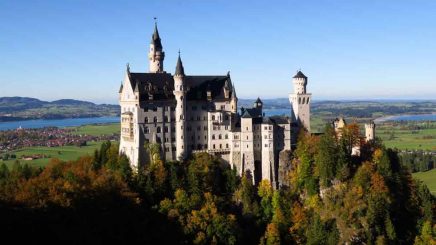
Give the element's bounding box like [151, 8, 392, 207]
[0, 97, 120, 122]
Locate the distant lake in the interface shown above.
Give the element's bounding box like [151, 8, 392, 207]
[0, 110, 291, 131]
[375, 114, 436, 123]
[0, 117, 119, 131]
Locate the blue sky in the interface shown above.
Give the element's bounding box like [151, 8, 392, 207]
[1, 0, 435, 104]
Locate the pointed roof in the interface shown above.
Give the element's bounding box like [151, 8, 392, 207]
[118, 83, 123, 93]
[241, 110, 252, 118]
[293, 70, 307, 79]
[255, 97, 262, 104]
[134, 81, 139, 92]
[151, 22, 163, 49]
[175, 53, 185, 76]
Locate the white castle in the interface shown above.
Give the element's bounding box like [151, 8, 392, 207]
[118, 23, 374, 187]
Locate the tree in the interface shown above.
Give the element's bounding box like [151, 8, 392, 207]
[316, 124, 337, 187]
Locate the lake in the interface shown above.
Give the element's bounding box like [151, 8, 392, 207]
[375, 113, 436, 123]
[0, 117, 120, 131]
[0, 110, 291, 131]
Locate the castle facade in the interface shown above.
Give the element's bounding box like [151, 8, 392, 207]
[118, 24, 346, 186]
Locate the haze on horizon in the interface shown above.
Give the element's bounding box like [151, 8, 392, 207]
[1, 0, 435, 104]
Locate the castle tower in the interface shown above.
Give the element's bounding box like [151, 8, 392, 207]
[365, 121, 376, 142]
[289, 70, 312, 131]
[230, 83, 238, 114]
[173, 54, 187, 159]
[148, 22, 165, 73]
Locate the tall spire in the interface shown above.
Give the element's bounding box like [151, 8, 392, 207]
[175, 50, 185, 76]
[151, 18, 162, 49]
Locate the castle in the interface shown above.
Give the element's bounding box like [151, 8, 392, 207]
[118, 23, 374, 187]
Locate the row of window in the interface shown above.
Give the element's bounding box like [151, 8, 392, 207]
[298, 97, 310, 104]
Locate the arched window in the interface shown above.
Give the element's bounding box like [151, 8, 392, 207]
[212, 134, 215, 140]
[219, 134, 222, 139]
[212, 115, 215, 120]
[145, 117, 148, 123]
[306, 98, 310, 104]
[225, 134, 228, 139]
[298, 97, 301, 104]
[302, 98, 305, 104]
[157, 127, 161, 133]
[153, 117, 157, 123]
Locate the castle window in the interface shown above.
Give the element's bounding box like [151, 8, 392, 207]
[306, 98, 310, 104]
[212, 135, 215, 140]
[153, 117, 157, 123]
[204, 126, 207, 130]
[225, 134, 228, 139]
[247, 136, 248, 140]
[145, 117, 148, 123]
[144, 127, 149, 134]
[298, 97, 301, 104]
[164, 126, 168, 133]
[165, 147, 169, 152]
[221, 105, 225, 110]
[220, 144, 222, 149]
[197, 144, 202, 150]
[213, 144, 216, 149]
[247, 144, 249, 148]
[219, 134, 222, 139]
[226, 143, 229, 148]
[212, 115, 215, 120]
[164, 116, 169, 122]
[157, 127, 161, 133]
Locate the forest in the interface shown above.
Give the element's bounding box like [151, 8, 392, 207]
[0, 124, 434, 244]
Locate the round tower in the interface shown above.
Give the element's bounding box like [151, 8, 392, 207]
[292, 70, 307, 94]
[173, 53, 187, 159]
[365, 121, 376, 142]
[289, 70, 311, 132]
[148, 22, 165, 73]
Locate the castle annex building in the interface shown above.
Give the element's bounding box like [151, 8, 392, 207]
[119, 23, 366, 187]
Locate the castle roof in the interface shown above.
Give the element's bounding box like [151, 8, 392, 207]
[175, 54, 185, 76]
[151, 23, 163, 50]
[127, 72, 233, 102]
[293, 70, 307, 79]
[255, 97, 262, 104]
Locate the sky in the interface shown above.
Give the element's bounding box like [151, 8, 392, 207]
[0, 0, 435, 104]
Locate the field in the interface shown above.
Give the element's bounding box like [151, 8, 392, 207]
[1, 141, 106, 168]
[69, 123, 120, 136]
[377, 123, 436, 151]
[1, 123, 121, 168]
[413, 169, 436, 195]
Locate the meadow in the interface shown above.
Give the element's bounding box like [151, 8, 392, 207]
[377, 123, 436, 151]
[2, 141, 106, 168]
[413, 169, 436, 195]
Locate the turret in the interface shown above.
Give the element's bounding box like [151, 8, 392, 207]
[254, 97, 263, 109]
[365, 121, 376, 142]
[173, 53, 187, 159]
[292, 70, 307, 94]
[148, 22, 165, 73]
[230, 83, 238, 113]
[289, 70, 311, 133]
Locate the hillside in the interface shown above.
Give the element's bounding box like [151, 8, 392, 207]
[0, 97, 120, 121]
